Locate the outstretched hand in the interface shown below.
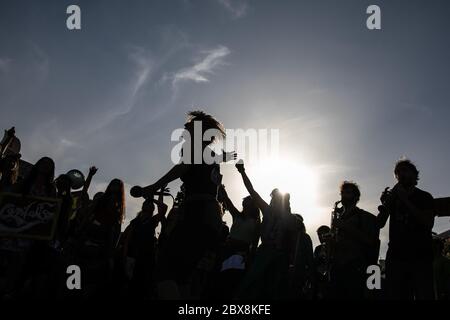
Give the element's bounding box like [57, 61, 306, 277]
[88, 166, 98, 176]
[158, 184, 170, 197]
[235, 160, 245, 173]
[223, 150, 237, 162]
[155, 185, 168, 200]
[380, 187, 393, 206]
[162, 186, 170, 194]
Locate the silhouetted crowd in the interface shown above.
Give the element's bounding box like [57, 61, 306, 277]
[0, 111, 449, 301]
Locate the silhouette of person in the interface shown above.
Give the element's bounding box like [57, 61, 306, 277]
[212, 185, 261, 299]
[220, 185, 261, 260]
[377, 160, 435, 300]
[7, 157, 58, 298]
[234, 161, 297, 299]
[432, 237, 450, 300]
[330, 181, 379, 300]
[125, 188, 168, 298]
[0, 156, 53, 298]
[289, 214, 314, 299]
[314, 225, 331, 299]
[55, 174, 74, 244]
[67, 166, 99, 242]
[76, 178, 125, 297]
[135, 111, 230, 299]
[17, 157, 56, 198]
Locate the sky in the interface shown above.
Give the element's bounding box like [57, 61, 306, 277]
[1, 0, 450, 257]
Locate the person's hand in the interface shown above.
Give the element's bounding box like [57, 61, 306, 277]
[160, 184, 169, 194]
[380, 187, 391, 205]
[223, 150, 237, 162]
[88, 166, 98, 176]
[156, 185, 170, 202]
[235, 160, 245, 173]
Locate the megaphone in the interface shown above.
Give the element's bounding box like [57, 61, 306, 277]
[66, 169, 86, 190]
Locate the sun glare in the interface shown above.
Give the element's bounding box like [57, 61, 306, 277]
[247, 156, 320, 223]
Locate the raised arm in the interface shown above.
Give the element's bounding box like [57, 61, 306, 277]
[235, 161, 270, 212]
[82, 166, 98, 194]
[219, 185, 241, 218]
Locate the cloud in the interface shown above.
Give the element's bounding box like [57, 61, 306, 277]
[172, 45, 230, 85]
[24, 118, 80, 165]
[128, 47, 154, 99]
[217, 0, 249, 19]
[93, 28, 189, 127]
[75, 45, 156, 134]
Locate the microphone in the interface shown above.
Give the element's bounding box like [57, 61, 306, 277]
[153, 191, 172, 196]
[130, 186, 172, 198]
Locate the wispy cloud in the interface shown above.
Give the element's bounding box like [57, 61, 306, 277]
[128, 47, 154, 99]
[172, 45, 230, 85]
[217, 0, 249, 19]
[79, 46, 156, 133]
[74, 29, 190, 137]
[23, 118, 81, 167]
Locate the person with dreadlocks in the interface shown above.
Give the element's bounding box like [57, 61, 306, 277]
[132, 111, 234, 299]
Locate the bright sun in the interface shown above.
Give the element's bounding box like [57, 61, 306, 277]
[247, 156, 320, 223]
